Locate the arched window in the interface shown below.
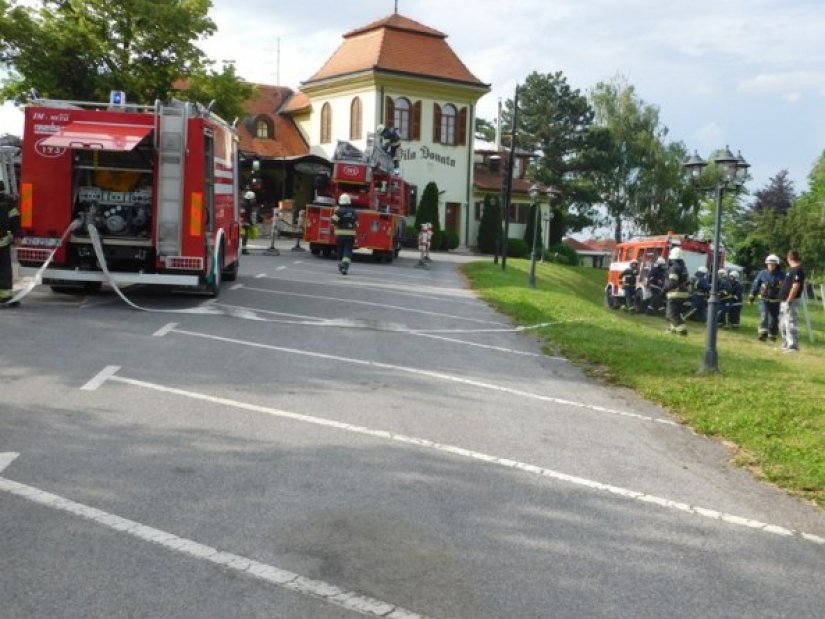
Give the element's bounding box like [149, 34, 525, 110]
[441, 104, 457, 145]
[255, 116, 273, 139]
[393, 97, 411, 139]
[320, 102, 332, 144]
[350, 97, 362, 140]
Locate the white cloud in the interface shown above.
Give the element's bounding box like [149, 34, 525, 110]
[737, 70, 825, 101]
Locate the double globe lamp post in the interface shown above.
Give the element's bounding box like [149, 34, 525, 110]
[528, 184, 561, 288]
[683, 146, 750, 373]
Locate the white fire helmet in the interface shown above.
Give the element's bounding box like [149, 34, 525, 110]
[765, 254, 781, 265]
[655, 256, 667, 266]
[376, 124, 385, 134]
[697, 266, 709, 274]
[718, 268, 727, 277]
[729, 270, 739, 279]
[668, 247, 683, 260]
[338, 193, 352, 206]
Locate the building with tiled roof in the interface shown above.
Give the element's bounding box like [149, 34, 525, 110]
[236, 84, 332, 212]
[284, 11, 490, 246]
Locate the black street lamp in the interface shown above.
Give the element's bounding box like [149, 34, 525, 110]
[528, 184, 541, 288]
[684, 146, 750, 373]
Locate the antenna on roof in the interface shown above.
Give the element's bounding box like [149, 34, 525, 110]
[394, 0, 398, 13]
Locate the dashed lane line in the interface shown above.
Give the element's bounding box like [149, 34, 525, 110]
[160, 326, 676, 426]
[81, 369, 825, 548]
[0, 475, 429, 618]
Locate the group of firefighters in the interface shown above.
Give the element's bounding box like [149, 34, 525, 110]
[618, 248, 807, 351]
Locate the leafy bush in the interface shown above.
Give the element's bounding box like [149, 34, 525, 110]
[431, 230, 443, 252]
[442, 230, 460, 250]
[506, 238, 529, 258]
[477, 195, 500, 254]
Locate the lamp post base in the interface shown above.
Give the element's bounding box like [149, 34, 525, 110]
[698, 350, 719, 374]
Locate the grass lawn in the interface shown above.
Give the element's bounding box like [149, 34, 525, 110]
[462, 258, 825, 509]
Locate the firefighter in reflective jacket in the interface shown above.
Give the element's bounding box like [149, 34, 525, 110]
[0, 182, 22, 307]
[332, 193, 358, 275]
[690, 266, 711, 322]
[376, 124, 402, 170]
[749, 254, 785, 341]
[727, 270, 743, 328]
[620, 259, 638, 312]
[716, 268, 732, 327]
[663, 246, 690, 335]
[646, 256, 667, 315]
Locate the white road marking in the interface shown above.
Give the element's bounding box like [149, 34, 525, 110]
[0, 452, 19, 474]
[167, 327, 676, 426]
[98, 374, 825, 547]
[230, 283, 243, 291]
[412, 332, 555, 359]
[236, 284, 505, 326]
[152, 322, 178, 338]
[80, 365, 121, 391]
[255, 273, 267, 279]
[256, 271, 481, 307]
[0, 475, 428, 618]
[276, 266, 287, 271]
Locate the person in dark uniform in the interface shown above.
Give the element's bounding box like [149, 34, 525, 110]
[376, 124, 402, 170]
[241, 187, 255, 255]
[645, 256, 667, 315]
[0, 181, 22, 307]
[716, 269, 732, 327]
[779, 250, 805, 352]
[748, 254, 785, 341]
[690, 266, 710, 322]
[331, 193, 358, 275]
[663, 246, 690, 335]
[620, 259, 638, 312]
[727, 270, 744, 328]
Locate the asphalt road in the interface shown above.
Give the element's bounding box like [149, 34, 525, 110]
[2, 242, 825, 618]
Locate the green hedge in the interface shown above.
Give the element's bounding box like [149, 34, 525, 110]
[506, 238, 529, 258]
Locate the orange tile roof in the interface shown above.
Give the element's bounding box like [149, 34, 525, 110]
[473, 162, 533, 195]
[237, 84, 309, 158]
[305, 13, 487, 88]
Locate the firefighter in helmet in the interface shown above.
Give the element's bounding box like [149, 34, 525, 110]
[663, 246, 690, 335]
[646, 256, 667, 315]
[716, 268, 732, 327]
[241, 186, 256, 255]
[376, 123, 401, 170]
[620, 259, 638, 312]
[690, 265, 710, 322]
[748, 253, 785, 341]
[0, 181, 22, 308]
[727, 270, 743, 328]
[332, 193, 358, 275]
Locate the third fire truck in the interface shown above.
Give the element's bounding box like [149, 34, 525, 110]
[16, 91, 241, 296]
[303, 141, 413, 263]
[605, 234, 721, 311]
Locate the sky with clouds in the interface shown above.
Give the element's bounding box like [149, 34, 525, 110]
[3, 0, 825, 194]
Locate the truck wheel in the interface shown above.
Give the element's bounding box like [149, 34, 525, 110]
[310, 243, 321, 256]
[222, 253, 239, 282]
[605, 287, 618, 310]
[322, 246, 335, 259]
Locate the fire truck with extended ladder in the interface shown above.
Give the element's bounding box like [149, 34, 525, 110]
[605, 234, 722, 312]
[303, 141, 413, 263]
[15, 91, 241, 296]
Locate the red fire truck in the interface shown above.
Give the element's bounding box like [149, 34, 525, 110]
[16, 92, 241, 296]
[303, 142, 412, 263]
[605, 234, 720, 311]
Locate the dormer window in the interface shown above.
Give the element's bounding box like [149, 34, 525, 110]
[255, 116, 273, 139]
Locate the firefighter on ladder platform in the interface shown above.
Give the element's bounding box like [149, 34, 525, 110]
[332, 193, 358, 275]
[663, 246, 690, 335]
[0, 181, 22, 308]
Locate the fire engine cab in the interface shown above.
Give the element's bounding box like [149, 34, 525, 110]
[16, 92, 241, 296]
[605, 234, 720, 311]
[303, 141, 412, 263]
